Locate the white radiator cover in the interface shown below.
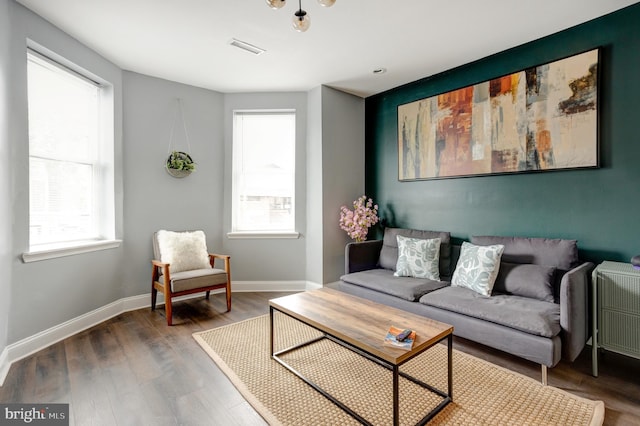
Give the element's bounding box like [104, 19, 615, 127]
[593, 261, 640, 376]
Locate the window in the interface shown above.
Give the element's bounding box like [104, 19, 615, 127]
[232, 110, 296, 235]
[26, 49, 115, 254]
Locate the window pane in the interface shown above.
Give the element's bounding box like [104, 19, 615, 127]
[28, 55, 98, 162]
[29, 158, 93, 244]
[27, 52, 101, 246]
[233, 111, 295, 232]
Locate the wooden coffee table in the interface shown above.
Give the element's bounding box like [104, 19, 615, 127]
[269, 288, 453, 426]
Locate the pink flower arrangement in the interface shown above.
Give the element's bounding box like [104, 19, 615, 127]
[339, 195, 379, 242]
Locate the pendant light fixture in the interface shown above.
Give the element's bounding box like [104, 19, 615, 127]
[292, 0, 310, 32]
[265, 0, 286, 9]
[266, 0, 336, 32]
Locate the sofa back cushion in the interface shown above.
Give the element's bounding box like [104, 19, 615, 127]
[471, 235, 579, 303]
[471, 235, 579, 270]
[380, 228, 452, 278]
[493, 262, 556, 302]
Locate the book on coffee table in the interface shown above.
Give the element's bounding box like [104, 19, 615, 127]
[383, 326, 416, 350]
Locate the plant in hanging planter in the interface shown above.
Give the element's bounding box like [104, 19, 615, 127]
[167, 150, 196, 171]
[166, 99, 197, 178]
[166, 151, 196, 178]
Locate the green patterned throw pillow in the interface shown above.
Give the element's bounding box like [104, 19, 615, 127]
[394, 235, 441, 280]
[452, 242, 505, 296]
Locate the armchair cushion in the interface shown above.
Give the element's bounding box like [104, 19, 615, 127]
[156, 230, 212, 273]
[159, 267, 228, 292]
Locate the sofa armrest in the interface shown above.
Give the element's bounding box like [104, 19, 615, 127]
[560, 261, 595, 361]
[344, 240, 383, 274]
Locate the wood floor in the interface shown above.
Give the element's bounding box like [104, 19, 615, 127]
[1, 292, 639, 425]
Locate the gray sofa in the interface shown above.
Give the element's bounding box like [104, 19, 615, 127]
[329, 227, 594, 384]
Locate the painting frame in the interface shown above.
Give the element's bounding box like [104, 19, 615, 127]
[397, 48, 600, 181]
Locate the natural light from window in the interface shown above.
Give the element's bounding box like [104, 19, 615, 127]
[27, 50, 113, 250]
[232, 110, 296, 233]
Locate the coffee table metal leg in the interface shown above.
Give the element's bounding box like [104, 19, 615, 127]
[393, 365, 399, 426]
[270, 306, 274, 356]
[448, 334, 453, 399]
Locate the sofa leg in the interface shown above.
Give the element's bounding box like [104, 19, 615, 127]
[541, 365, 548, 386]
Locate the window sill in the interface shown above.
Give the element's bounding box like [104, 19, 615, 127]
[22, 239, 122, 263]
[226, 231, 300, 240]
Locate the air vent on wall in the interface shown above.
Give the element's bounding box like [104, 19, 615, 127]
[229, 38, 266, 55]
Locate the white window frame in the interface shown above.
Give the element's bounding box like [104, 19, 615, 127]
[228, 109, 299, 239]
[22, 45, 119, 262]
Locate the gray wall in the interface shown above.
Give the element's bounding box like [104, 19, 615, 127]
[222, 93, 308, 282]
[122, 71, 224, 297]
[305, 86, 365, 285]
[305, 87, 324, 284]
[2, 1, 366, 350]
[320, 87, 365, 283]
[0, 0, 12, 354]
[7, 2, 124, 342]
[306, 86, 365, 284]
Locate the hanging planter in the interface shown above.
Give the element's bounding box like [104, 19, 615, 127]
[166, 150, 196, 178]
[165, 98, 196, 179]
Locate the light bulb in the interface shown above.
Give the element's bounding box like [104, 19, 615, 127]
[292, 10, 310, 32]
[317, 0, 336, 6]
[265, 0, 286, 9]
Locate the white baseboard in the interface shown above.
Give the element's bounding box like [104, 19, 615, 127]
[0, 280, 319, 386]
[0, 348, 8, 389]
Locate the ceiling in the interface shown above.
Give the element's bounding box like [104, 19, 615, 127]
[16, 0, 639, 98]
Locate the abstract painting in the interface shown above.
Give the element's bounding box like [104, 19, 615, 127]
[398, 48, 599, 180]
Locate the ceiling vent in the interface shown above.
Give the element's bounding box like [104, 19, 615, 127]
[229, 39, 266, 55]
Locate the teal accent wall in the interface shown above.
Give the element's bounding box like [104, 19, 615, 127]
[365, 3, 640, 263]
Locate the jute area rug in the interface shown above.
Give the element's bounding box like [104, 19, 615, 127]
[193, 314, 604, 426]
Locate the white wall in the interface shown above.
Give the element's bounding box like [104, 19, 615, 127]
[6, 2, 125, 343]
[121, 71, 225, 297]
[222, 93, 308, 282]
[0, 0, 13, 355]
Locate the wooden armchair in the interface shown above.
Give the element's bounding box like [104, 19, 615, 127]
[151, 230, 231, 325]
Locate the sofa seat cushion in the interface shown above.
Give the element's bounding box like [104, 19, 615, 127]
[419, 286, 561, 337]
[340, 269, 448, 302]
